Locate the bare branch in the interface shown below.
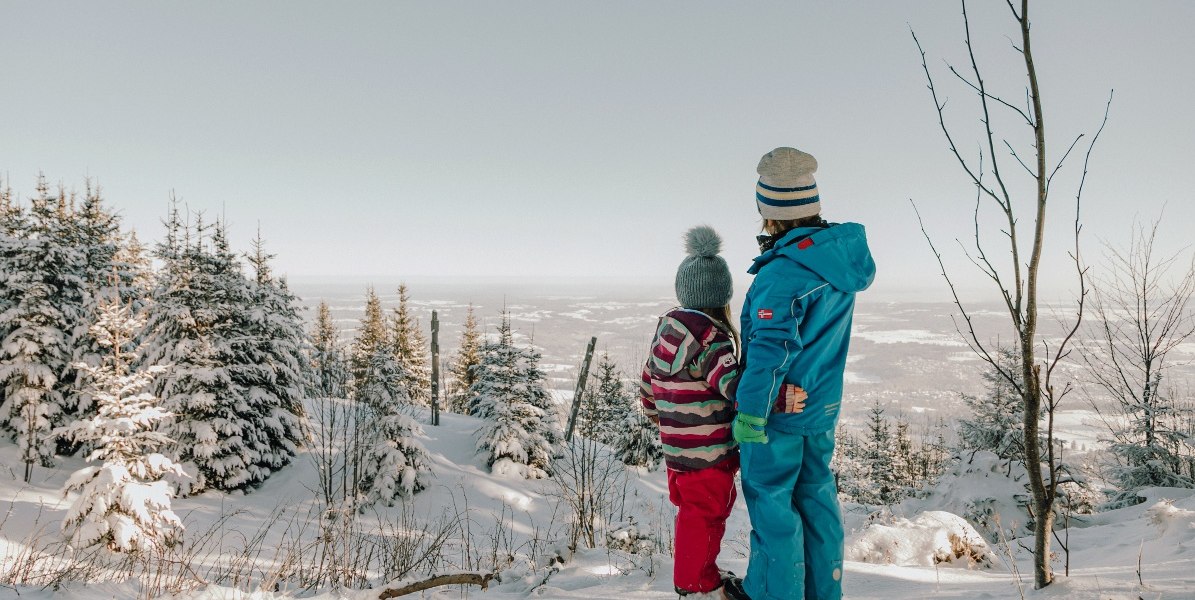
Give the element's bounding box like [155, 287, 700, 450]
[948, 64, 1036, 126]
[911, 27, 1003, 204]
[1003, 139, 1037, 179]
[1045, 133, 1085, 196]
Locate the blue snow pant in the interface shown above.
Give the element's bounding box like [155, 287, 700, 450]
[740, 429, 843, 600]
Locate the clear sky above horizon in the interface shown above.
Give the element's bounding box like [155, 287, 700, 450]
[3, 1, 1192, 302]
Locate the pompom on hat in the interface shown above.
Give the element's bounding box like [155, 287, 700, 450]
[756, 147, 821, 220]
[675, 226, 733, 309]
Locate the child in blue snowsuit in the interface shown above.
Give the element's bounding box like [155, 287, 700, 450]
[732, 147, 875, 600]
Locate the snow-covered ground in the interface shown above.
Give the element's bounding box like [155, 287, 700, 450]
[3, 293, 1193, 599]
[3, 404, 1194, 599]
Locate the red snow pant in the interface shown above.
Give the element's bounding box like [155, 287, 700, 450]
[668, 460, 738, 593]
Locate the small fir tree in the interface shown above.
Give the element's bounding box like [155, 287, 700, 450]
[959, 347, 1026, 462]
[614, 403, 662, 469]
[390, 283, 431, 406]
[310, 301, 349, 400]
[579, 352, 630, 445]
[351, 286, 389, 388]
[447, 304, 483, 413]
[57, 293, 185, 552]
[469, 314, 563, 479]
[355, 347, 430, 504]
[859, 401, 900, 505]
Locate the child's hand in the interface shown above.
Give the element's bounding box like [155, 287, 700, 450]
[774, 384, 808, 414]
[649, 414, 659, 425]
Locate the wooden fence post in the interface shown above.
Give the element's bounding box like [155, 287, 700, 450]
[430, 310, 440, 426]
[564, 336, 597, 441]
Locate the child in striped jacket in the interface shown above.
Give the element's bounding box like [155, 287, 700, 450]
[639, 226, 804, 599]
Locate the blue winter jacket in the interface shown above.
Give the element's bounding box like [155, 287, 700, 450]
[737, 223, 875, 435]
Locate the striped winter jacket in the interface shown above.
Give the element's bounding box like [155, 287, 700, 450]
[638, 308, 739, 472]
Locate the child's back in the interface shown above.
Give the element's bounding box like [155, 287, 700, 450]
[639, 307, 739, 473]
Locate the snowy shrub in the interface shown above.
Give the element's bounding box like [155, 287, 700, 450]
[552, 434, 630, 550]
[605, 523, 658, 555]
[846, 510, 996, 568]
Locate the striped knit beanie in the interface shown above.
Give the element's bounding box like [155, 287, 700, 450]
[755, 147, 821, 220]
[675, 226, 733, 309]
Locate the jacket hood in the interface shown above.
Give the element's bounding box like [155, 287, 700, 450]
[748, 222, 875, 293]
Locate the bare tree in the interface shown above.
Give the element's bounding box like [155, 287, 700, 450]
[1082, 218, 1195, 506]
[911, 0, 1110, 588]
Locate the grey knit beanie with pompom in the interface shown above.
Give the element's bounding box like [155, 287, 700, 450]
[674, 225, 734, 309]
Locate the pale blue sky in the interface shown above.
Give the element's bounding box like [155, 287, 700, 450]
[2, 1, 1192, 301]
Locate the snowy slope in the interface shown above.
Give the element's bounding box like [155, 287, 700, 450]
[2, 406, 1194, 599]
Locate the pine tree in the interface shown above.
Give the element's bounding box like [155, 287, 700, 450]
[390, 284, 431, 406]
[57, 292, 185, 552]
[143, 213, 258, 492]
[614, 403, 662, 469]
[579, 352, 630, 445]
[355, 347, 430, 503]
[469, 314, 562, 479]
[35, 182, 90, 434]
[233, 229, 307, 479]
[831, 429, 868, 502]
[959, 347, 1026, 462]
[68, 184, 139, 425]
[0, 179, 26, 438]
[859, 401, 899, 505]
[0, 178, 80, 480]
[892, 416, 916, 495]
[447, 304, 482, 413]
[310, 301, 349, 400]
[351, 287, 389, 389]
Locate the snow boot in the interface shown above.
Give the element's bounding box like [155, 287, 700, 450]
[721, 576, 752, 600]
[675, 584, 733, 600]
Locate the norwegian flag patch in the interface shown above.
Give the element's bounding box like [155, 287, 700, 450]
[757, 309, 773, 320]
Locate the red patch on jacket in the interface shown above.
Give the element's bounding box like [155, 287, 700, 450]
[757, 309, 773, 320]
[797, 238, 814, 249]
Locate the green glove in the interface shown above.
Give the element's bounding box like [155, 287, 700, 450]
[732, 413, 769, 445]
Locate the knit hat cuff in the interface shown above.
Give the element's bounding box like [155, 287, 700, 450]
[756, 177, 821, 220]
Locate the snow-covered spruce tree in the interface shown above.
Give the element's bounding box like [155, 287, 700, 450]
[57, 292, 185, 552]
[351, 286, 389, 389]
[447, 303, 482, 413]
[67, 184, 145, 430]
[0, 179, 25, 430]
[233, 230, 307, 479]
[891, 417, 916, 494]
[614, 403, 662, 469]
[389, 283, 431, 406]
[858, 401, 900, 505]
[959, 347, 1026, 462]
[142, 211, 257, 493]
[578, 352, 630, 445]
[354, 347, 430, 505]
[831, 429, 867, 502]
[310, 301, 349, 400]
[468, 314, 562, 479]
[0, 180, 80, 480]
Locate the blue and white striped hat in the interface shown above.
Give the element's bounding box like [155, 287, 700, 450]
[755, 147, 821, 220]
